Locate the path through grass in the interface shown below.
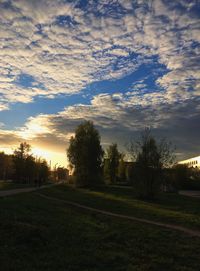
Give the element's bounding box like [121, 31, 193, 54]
[40, 185, 200, 231]
[0, 185, 200, 270]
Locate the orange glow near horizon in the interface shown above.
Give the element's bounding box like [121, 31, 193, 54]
[32, 147, 67, 168]
[0, 146, 67, 169]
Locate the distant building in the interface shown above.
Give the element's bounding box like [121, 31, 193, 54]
[178, 156, 200, 168]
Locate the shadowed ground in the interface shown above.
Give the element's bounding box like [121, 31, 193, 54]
[0, 184, 200, 270]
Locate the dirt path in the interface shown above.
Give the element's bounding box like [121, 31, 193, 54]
[0, 184, 57, 197]
[37, 193, 200, 238]
[179, 190, 200, 198]
[1, 186, 200, 238]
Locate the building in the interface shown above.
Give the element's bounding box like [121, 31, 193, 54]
[178, 156, 200, 169]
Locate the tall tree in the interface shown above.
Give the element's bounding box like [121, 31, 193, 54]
[117, 154, 126, 182]
[128, 128, 175, 199]
[67, 121, 104, 187]
[13, 142, 32, 182]
[0, 152, 14, 180]
[13, 142, 31, 160]
[25, 155, 37, 184]
[36, 159, 50, 186]
[104, 143, 121, 184]
[12, 142, 50, 184]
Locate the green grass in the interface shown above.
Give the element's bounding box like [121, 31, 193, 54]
[0, 180, 53, 191]
[40, 185, 200, 230]
[0, 181, 35, 191]
[0, 185, 200, 270]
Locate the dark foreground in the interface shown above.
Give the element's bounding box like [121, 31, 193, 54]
[0, 185, 200, 271]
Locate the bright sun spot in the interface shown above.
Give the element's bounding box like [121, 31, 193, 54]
[32, 147, 51, 160]
[0, 146, 67, 169]
[32, 147, 67, 168]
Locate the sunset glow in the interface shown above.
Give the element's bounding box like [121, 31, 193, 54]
[32, 147, 67, 168]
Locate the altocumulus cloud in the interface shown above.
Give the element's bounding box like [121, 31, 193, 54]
[6, 92, 200, 160]
[0, 0, 200, 161]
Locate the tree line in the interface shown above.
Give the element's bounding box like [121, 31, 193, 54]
[1, 121, 199, 197]
[0, 142, 50, 186]
[67, 121, 200, 199]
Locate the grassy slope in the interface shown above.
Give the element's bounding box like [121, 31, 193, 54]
[0, 185, 200, 270]
[40, 185, 200, 230]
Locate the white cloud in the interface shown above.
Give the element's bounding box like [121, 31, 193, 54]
[17, 89, 197, 143]
[0, 88, 199, 163]
[0, 0, 199, 109]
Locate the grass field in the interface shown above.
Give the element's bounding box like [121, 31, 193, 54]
[0, 181, 35, 191]
[40, 185, 200, 230]
[0, 184, 200, 270]
[0, 180, 53, 191]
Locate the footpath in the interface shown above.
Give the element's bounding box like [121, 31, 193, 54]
[1, 184, 200, 238]
[37, 192, 200, 238]
[0, 183, 57, 197]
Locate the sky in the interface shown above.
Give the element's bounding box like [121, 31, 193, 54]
[0, 0, 200, 167]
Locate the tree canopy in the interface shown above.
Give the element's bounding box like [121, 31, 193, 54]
[12, 142, 50, 184]
[67, 121, 104, 187]
[128, 128, 175, 199]
[104, 143, 121, 184]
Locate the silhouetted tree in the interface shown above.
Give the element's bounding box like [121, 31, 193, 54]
[13, 142, 32, 182]
[14, 142, 31, 160]
[25, 155, 36, 183]
[67, 121, 104, 187]
[37, 159, 50, 186]
[128, 128, 175, 199]
[117, 154, 126, 182]
[12, 142, 50, 184]
[104, 143, 121, 184]
[125, 162, 135, 184]
[0, 152, 14, 180]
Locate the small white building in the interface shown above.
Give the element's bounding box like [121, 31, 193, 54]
[178, 156, 200, 169]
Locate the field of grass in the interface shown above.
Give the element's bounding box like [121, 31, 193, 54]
[0, 180, 54, 191]
[0, 181, 35, 191]
[0, 185, 200, 270]
[40, 185, 200, 230]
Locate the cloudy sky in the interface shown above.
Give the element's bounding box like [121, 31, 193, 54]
[0, 0, 200, 166]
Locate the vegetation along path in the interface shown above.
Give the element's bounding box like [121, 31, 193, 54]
[36, 192, 200, 238]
